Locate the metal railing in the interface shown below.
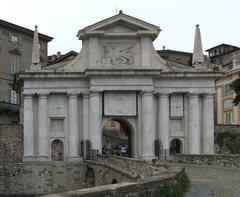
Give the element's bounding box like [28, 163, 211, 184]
[0, 101, 20, 113]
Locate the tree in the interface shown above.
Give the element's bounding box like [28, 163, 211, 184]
[230, 78, 240, 105]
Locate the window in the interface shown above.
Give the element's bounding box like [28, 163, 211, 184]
[9, 33, 22, 45]
[10, 34, 18, 43]
[40, 42, 45, 51]
[213, 57, 221, 65]
[224, 111, 232, 124]
[224, 99, 233, 109]
[10, 55, 19, 74]
[10, 90, 17, 104]
[222, 84, 234, 97]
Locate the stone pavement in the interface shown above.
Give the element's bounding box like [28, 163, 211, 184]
[162, 162, 240, 197]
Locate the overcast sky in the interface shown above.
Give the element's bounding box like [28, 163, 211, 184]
[1, 0, 240, 55]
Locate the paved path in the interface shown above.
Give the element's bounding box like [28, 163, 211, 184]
[162, 162, 240, 197]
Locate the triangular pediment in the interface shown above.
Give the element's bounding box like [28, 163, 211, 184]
[77, 12, 161, 40]
[97, 20, 147, 33]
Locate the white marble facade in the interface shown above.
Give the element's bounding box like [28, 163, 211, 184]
[20, 12, 221, 161]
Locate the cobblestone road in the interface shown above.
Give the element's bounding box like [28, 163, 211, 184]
[165, 162, 240, 197]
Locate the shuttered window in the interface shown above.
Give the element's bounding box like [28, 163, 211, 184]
[10, 90, 17, 104]
[10, 55, 19, 74]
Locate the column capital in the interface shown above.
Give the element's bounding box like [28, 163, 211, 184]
[157, 92, 169, 98]
[23, 93, 33, 98]
[141, 89, 155, 96]
[202, 93, 214, 98]
[67, 93, 79, 98]
[89, 90, 102, 97]
[188, 92, 200, 97]
[38, 93, 49, 99]
[82, 91, 89, 98]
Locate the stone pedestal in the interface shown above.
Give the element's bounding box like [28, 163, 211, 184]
[23, 94, 34, 161]
[89, 91, 102, 153]
[141, 90, 156, 160]
[158, 93, 169, 158]
[67, 93, 80, 161]
[188, 93, 201, 154]
[202, 94, 214, 154]
[37, 94, 49, 161]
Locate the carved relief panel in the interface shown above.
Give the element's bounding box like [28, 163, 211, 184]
[101, 43, 134, 65]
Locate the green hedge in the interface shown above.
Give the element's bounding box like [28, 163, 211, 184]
[152, 174, 190, 197]
[216, 132, 240, 154]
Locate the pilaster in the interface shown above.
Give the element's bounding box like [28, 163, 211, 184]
[23, 94, 34, 161]
[188, 93, 201, 154]
[67, 93, 81, 161]
[37, 93, 49, 161]
[157, 93, 170, 158]
[89, 90, 102, 153]
[141, 90, 156, 160]
[202, 93, 214, 154]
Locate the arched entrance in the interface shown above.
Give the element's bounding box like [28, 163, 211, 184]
[86, 167, 95, 188]
[51, 139, 64, 161]
[170, 138, 182, 155]
[102, 119, 132, 157]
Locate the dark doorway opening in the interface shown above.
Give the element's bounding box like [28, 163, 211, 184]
[170, 138, 182, 154]
[102, 119, 132, 157]
[112, 179, 118, 184]
[86, 168, 95, 188]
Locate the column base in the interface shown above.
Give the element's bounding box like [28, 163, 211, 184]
[159, 149, 170, 160]
[22, 155, 36, 162]
[35, 156, 50, 162]
[66, 156, 83, 162]
[23, 155, 50, 162]
[141, 155, 157, 161]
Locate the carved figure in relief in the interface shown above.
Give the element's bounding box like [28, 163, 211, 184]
[102, 45, 134, 65]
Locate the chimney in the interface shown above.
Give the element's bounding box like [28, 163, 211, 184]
[57, 51, 61, 58]
[163, 46, 166, 50]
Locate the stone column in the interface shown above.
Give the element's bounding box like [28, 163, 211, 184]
[233, 93, 239, 124]
[141, 90, 156, 160]
[67, 93, 80, 160]
[37, 94, 49, 160]
[23, 94, 34, 160]
[82, 92, 89, 157]
[202, 93, 214, 154]
[89, 91, 102, 153]
[217, 87, 223, 124]
[158, 93, 170, 158]
[188, 93, 201, 154]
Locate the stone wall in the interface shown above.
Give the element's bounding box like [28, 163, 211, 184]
[41, 160, 186, 197]
[0, 155, 185, 196]
[0, 162, 87, 196]
[0, 124, 23, 162]
[96, 155, 168, 178]
[171, 154, 240, 168]
[41, 171, 185, 197]
[215, 124, 240, 133]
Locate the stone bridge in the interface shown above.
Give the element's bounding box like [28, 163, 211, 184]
[41, 155, 186, 197]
